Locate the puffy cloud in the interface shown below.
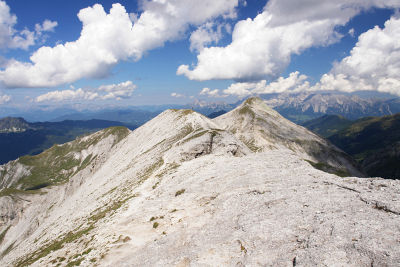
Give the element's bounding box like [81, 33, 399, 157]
[35, 20, 57, 33]
[189, 22, 223, 52]
[35, 88, 97, 103]
[224, 16, 400, 97]
[222, 71, 310, 97]
[199, 87, 225, 98]
[97, 80, 137, 100]
[255, 72, 310, 94]
[0, 1, 239, 88]
[178, 0, 400, 81]
[207, 14, 400, 98]
[171, 92, 184, 98]
[312, 16, 400, 96]
[35, 81, 136, 102]
[0, 1, 57, 50]
[0, 93, 10, 104]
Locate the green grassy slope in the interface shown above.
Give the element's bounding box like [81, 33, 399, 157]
[0, 119, 135, 165]
[318, 113, 400, 179]
[0, 127, 130, 193]
[302, 115, 353, 138]
[329, 114, 400, 158]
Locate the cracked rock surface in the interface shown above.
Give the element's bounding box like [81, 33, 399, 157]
[103, 152, 400, 267]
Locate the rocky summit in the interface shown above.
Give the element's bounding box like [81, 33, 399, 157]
[0, 97, 399, 266]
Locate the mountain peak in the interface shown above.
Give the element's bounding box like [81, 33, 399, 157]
[0, 117, 30, 133]
[155, 108, 219, 131]
[243, 96, 263, 105]
[214, 98, 362, 177]
[237, 97, 279, 117]
[242, 96, 271, 109]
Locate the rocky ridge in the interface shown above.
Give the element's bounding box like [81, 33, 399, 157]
[0, 97, 399, 266]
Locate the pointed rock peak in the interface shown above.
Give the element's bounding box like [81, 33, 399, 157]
[153, 108, 218, 129]
[151, 109, 198, 124]
[168, 108, 195, 114]
[135, 108, 221, 149]
[240, 97, 274, 111]
[242, 96, 264, 106]
[230, 96, 280, 120]
[167, 108, 198, 118]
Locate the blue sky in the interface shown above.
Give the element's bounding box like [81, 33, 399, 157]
[0, 0, 399, 110]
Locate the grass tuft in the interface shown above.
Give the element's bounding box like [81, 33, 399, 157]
[175, 189, 185, 197]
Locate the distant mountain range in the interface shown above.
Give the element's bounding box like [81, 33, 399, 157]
[1, 101, 235, 124]
[0, 117, 135, 164]
[51, 109, 160, 125]
[2, 92, 399, 125]
[52, 101, 236, 124]
[261, 92, 400, 123]
[303, 113, 400, 179]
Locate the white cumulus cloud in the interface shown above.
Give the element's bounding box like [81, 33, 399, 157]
[35, 81, 136, 102]
[222, 15, 400, 98]
[190, 22, 224, 52]
[0, 0, 239, 88]
[199, 87, 226, 98]
[222, 71, 309, 97]
[35, 19, 58, 33]
[311, 16, 400, 96]
[178, 0, 400, 81]
[0, 1, 57, 50]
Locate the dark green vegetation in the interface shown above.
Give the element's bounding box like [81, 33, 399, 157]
[0, 226, 11, 245]
[304, 160, 350, 177]
[0, 117, 135, 164]
[175, 189, 185, 197]
[1, 126, 130, 193]
[304, 113, 400, 179]
[302, 115, 353, 138]
[207, 110, 227, 118]
[0, 188, 43, 198]
[284, 114, 317, 124]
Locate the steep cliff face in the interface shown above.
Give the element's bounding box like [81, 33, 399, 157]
[1, 98, 398, 266]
